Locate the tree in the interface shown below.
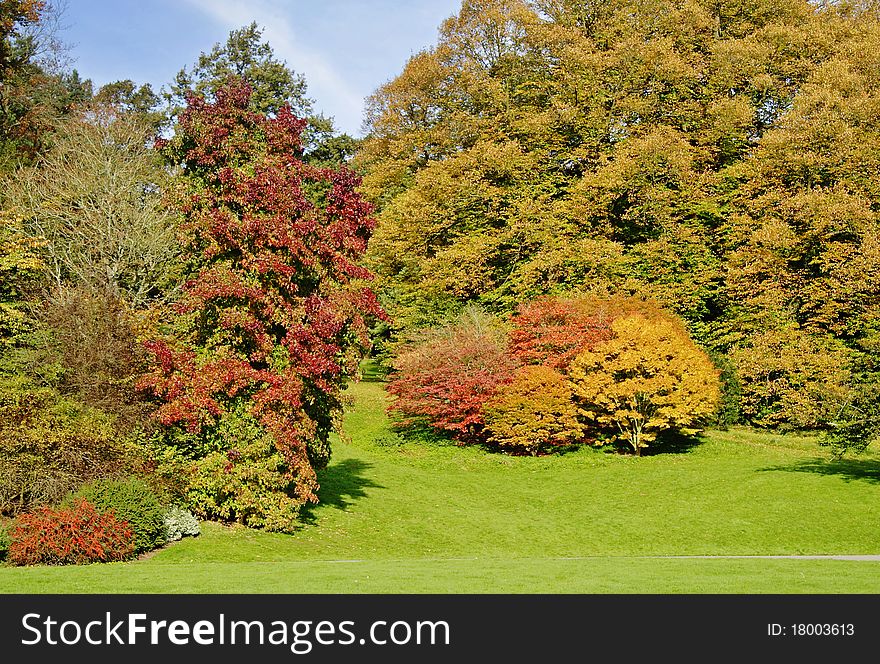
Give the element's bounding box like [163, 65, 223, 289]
[5, 105, 178, 306]
[168, 22, 311, 119]
[167, 22, 354, 163]
[0, 0, 89, 169]
[141, 82, 383, 530]
[93, 79, 164, 131]
[482, 364, 582, 455]
[569, 314, 721, 455]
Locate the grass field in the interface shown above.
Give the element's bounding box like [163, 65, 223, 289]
[3, 378, 880, 593]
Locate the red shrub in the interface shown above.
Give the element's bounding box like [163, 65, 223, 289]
[387, 316, 519, 440]
[508, 296, 613, 371]
[8, 499, 135, 566]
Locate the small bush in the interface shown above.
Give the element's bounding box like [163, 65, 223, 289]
[188, 436, 304, 534]
[8, 499, 134, 566]
[69, 478, 167, 554]
[387, 310, 519, 440]
[483, 366, 583, 455]
[163, 505, 200, 542]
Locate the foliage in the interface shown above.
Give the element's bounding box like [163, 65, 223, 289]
[168, 21, 311, 119]
[141, 81, 383, 525]
[482, 364, 582, 455]
[507, 296, 611, 370]
[7, 498, 134, 566]
[93, 79, 164, 130]
[386, 308, 518, 440]
[68, 477, 167, 554]
[0, 0, 91, 169]
[819, 376, 880, 459]
[358, 0, 880, 436]
[5, 105, 179, 306]
[358, 0, 833, 328]
[569, 314, 721, 455]
[0, 376, 137, 515]
[0, 214, 43, 350]
[163, 505, 200, 542]
[0, 521, 8, 560]
[731, 329, 850, 430]
[35, 288, 156, 425]
[188, 435, 304, 533]
[167, 22, 353, 163]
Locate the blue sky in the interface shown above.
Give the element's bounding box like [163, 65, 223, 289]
[60, 1, 461, 135]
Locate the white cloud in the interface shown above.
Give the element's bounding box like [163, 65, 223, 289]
[181, 0, 365, 134]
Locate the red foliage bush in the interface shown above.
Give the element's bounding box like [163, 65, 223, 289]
[8, 498, 135, 566]
[508, 296, 612, 371]
[386, 316, 519, 440]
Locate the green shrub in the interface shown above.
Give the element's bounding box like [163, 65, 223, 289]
[482, 365, 583, 455]
[69, 478, 167, 554]
[163, 505, 200, 542]
[0, 377, 137, 516]
[0, 522, 10, 561]
[188, 437, 304, 534]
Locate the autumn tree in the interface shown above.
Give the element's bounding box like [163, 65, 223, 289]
[386, 307, 518, 440]
[0, 0, 89, 169]
[6, 105, 177, 306]
[482, 364, 582, 455]
[141, 82, 383, 530]
[168, 22, 355, 164]
[569, 314, 721, 455]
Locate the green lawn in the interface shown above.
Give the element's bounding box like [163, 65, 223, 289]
[3, 379, 880, 593]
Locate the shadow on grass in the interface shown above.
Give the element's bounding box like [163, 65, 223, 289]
[358, 359, 388, 382]
[300, 459, 384, 525]
[641, 430, 706, 456]
[758, 458, 880, 484]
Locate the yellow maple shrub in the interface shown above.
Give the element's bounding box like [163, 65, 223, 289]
[569, 315, 721, 456]
[482, 365, 583, 456]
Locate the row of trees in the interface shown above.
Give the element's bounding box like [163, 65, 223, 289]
[359, 0, 880, 453]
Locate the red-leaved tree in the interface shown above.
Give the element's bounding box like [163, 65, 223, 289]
[508, 296, 612, 371]
[140, 82, 384, 523]
[386, 311, 518, 441]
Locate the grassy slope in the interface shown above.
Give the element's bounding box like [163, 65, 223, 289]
[3, 379, 880, 593]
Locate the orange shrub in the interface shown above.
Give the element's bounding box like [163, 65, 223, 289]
[8, 498, 135, 566]
[508, 296, 612, 371]
[482, 365, 583, 455]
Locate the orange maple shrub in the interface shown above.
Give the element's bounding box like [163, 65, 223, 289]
[482, 365, 583, 455]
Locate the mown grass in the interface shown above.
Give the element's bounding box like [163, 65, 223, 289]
[3, 379, 880, 593]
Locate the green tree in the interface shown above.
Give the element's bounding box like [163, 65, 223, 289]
[167, 22, 356, 163]
[167, 22, 311, 118]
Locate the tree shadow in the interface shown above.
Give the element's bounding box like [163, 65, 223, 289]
[642, 430, 706, 456]
[299, 458, 384, 525]
[758, 458, 880, 485]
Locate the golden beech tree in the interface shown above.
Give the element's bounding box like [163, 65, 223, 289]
[569, 315, 720, 456]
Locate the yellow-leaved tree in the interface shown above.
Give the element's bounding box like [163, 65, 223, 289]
[569, 315, 720, 456]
